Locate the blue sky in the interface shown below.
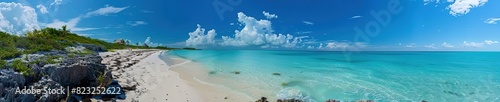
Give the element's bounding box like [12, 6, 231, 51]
[1, 0, 499, 51]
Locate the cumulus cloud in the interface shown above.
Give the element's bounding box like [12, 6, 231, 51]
[302, 21, 314, 25]
[424, 44, 437, 49]
[85, 5, 128, 17]
[442, 42, 454, 48]
[484, 18, 500, 24]
[404, 43, 417, 48]
[46, 17, 97, 32]
[349, 16, 362, 19]
[463, 41, 484, 47]
[0, 2, 40, 35]
[262, 11, 278, 19]
[144, 37, 162, 47]
[447, 0, 488, 16]
[127, 21, 148, 26]
[484, 40, 499, 45]
[220, 12, 308, 48]
[36, 4, 48, 14]
[316, 42, 367, 50]
[185, 24, 217, 47]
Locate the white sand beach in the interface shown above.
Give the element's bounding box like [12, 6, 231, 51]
[99, 49, 253, 102]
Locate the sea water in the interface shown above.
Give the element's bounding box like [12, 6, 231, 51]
[163, 50, 500, 101]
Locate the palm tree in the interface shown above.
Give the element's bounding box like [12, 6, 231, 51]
[61, 25, 69, 37]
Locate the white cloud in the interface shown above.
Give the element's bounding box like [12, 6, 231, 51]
[447, 0, 488, 16]
[127, 21, 148, 26]
[326, 42, 349, 49]
[463, 41, 484, 47]
[316, 41, 367, 50]
[50, 0, 63, 11]
[220, 12, 307, 48]
[144, 37, 162, 47]
[442, 42, 454, 48]
[36, 4, 48, 14]
[186, 24, 217, 47]
[302, 21, 314, 25]
[484, 18, 500, 24]
[307, 46, 315, 49]
[262, 11, 278, 19]
[50, 0, 62, 6]
[404, 43, 417, 48]
[424, 44, 437, 49]
[46, 17, 97, 32]
[296, 31, 312, 34]
[85, 5, 128, 17]
[0, 2, 40, 35]
[349, 16, 362, 19]
[484, 40, 499, 45]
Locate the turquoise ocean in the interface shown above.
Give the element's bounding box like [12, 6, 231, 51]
[162, 50, 500, 101]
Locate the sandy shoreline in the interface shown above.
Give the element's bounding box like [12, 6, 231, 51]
[99, 49, 253, 102]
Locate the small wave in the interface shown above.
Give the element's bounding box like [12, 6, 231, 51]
[277, 88, 316, 102]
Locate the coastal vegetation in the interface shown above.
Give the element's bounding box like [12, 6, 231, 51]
[0, 26, 177, 60]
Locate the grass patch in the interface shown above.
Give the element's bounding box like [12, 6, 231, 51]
[11, 59, 33, 76]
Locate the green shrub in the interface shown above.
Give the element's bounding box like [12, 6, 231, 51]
[11, 59, 33, 76]
[45, 56, 60, 64]
[97, 72, 104, 84]
[0, 60, 7, 69]
[68, 53, 75, 58]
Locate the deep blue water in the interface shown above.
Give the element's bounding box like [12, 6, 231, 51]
[166, 50, 500, 101]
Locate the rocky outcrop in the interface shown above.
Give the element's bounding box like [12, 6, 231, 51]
[81, 44, 106, 52]
[0, 70, 34, 102]
[47, 54, 105, 87]
[0, 46, 108, 102]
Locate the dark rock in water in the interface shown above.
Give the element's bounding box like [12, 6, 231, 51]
[232, 71, 241, 74]
[255, 97, 268, 102]
[277, 99, 303, 102]
[325, 99, 340, 102]
[421, 100, 428, 102]
[442, 90, 462, 97]
[272, 73, 281, 76]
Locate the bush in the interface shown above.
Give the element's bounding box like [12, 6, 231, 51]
[11, 59, 33, 76]
[0, 60, 7, 69]
[45, 56, 60, 64]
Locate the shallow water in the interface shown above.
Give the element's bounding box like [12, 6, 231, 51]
[164, 50, 500, 101]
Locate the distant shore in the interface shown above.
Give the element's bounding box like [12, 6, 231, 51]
[99, 49, 252, 102]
